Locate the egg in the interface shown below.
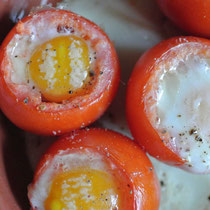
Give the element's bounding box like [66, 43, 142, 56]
[6, 12, 96, 103]
[27, 128, 160, 210]
[0, 9, 120, 135]
[126, 37, 210, 174]
[28, 150, 124, 210]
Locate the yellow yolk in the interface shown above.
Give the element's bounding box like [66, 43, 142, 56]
[29, 35, 90, 102]
[44, 169, 121, 210]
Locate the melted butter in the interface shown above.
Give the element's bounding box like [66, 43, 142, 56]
[157, 55, 210, 173]
[44, 168, 121, 210]
[29, 35, 90, 102]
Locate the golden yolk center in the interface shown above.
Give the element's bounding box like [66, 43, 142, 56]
[44, 169, 121, 210]
[29, 35, 90, 102]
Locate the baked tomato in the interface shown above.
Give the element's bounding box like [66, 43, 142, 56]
[28, 128, 160, 210]
[0, 9, 120, 135]
[126, 36, 210, 174]
[157, 0, 210, 37]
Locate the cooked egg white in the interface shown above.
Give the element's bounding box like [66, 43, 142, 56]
[145, 45, 210, 173]
[28, 150, 121, 210]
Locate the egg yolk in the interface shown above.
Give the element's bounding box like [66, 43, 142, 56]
[44, 168, 121, 210]
[29, 35, 90, 102]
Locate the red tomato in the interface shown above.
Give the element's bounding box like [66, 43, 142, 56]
[0, 9, 120, 135]
[157, 0, 210, 37]
[126, 36, 210, 173]
[28, 128, 160, 210]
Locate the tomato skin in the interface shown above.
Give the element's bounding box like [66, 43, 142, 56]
[0, 9, 120, 136]
[157, 0, 210, 37]
[126, 36, 210, 166]
[29, 128, 160, 210]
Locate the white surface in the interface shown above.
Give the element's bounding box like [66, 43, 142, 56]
[25, 0, 210, 209]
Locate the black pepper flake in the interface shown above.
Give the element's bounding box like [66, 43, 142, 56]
[189, 129, 197, 135]
[89, 70, 95, 77]
[32, 86, 35, 89]
[160, 180, 165, 187]
[100, 71, 103, 75]
[69, 90, 73, 94]
[208, 195, 210, 201]
[45, 49, 49, 51]
[23, 97, 29, 104]
[177, 114, 181, 117]
[195, 135, 202, 142]
[127, 184, 130, 188]
[15, 55, 18, 58]
[179, 133, 185, 136]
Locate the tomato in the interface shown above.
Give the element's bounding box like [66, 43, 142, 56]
[126, 36, 210, 174]
[0, 9, 120, 135]
[28, 128, 160, 210]
[157, 0, 210, 37]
